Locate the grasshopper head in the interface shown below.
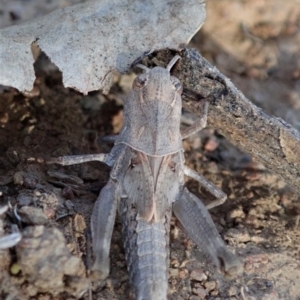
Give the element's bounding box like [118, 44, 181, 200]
[134, 55, 181, 93]
[132, 56, 182, 124]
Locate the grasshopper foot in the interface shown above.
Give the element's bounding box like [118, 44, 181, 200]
[89, 259, 110, 281]
[27, 156, 49, 164]
[216, 247, 243, 279]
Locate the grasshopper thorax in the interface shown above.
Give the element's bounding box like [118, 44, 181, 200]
[117, 58, 183, 156]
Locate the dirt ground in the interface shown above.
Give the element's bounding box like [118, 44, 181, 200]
[1, 0, 300, 299]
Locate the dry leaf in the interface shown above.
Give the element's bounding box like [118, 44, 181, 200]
[0, 0, 206, 94]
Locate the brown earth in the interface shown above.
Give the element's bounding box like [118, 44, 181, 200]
[0, 1, 300, 299]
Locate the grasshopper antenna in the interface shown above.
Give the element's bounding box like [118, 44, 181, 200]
[135, 55, 181, 73]
[166, 55, 181, 71]
[135, 64, 150, 72]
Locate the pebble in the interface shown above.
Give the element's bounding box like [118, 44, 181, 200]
[170, 278, 177, 286]
[34, 190, 42, 197]
[190, 269, 207, 282]
[227, 285, 237, 296]
[191, 136, 201, 149]
[23, 176, 37, 189]
[18, 206, 48, 225]
[210, 290, 219, 296]
[204, 138, 219, 151]
[207, 161, 219, 174]
[43, 207, 55, 219]
[192, 286, 207, 299]
[13, 171, 24, 185]
[169, 268, 179, 277]
[179, 269, 187, 279]
[204, 280, 216, 291]
[64, 200, 75, 214]
[10, 263, 21, 275]
[62, 186, 75, 200]
[227, 206, 245, 222]
[189, 296, 200, 300]
[245, 215, 261, 229]
[170, 258, 179, 267]
[225, 228, 251, 243]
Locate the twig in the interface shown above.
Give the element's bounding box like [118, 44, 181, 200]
[153, 49, 300, 194]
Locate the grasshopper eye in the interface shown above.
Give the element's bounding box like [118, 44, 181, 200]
[174, 82, 181, 91]
[133, 74, 148, 89]
[171, 76, 182, 92]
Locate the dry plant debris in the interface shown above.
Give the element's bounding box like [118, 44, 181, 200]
[0, 0, 205, 94]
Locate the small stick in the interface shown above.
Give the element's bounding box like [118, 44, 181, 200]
[154, 49, 300, 194]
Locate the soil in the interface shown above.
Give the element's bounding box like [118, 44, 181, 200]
[0, 1, 300, 300]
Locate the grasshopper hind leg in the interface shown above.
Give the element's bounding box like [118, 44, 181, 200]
[90, 179, 118, 280]
[173, 187, 242, 278]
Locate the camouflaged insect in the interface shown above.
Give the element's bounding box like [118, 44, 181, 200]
[49, 56, 242, 300]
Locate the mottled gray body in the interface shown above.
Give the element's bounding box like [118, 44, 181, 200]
[47, 56, 242, 300]
[120, 196, 171, 300]
[119, 151, 183, 299]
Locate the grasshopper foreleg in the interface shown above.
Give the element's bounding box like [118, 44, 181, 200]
[181, 101, 208, 139]
[46, 153, 109, 166]
[46, 143, 127, 167]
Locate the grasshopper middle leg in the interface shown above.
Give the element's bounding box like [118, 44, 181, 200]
[184, 166, 227, 209]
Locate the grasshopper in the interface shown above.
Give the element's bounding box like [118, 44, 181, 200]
[48, 56, 242, 299]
